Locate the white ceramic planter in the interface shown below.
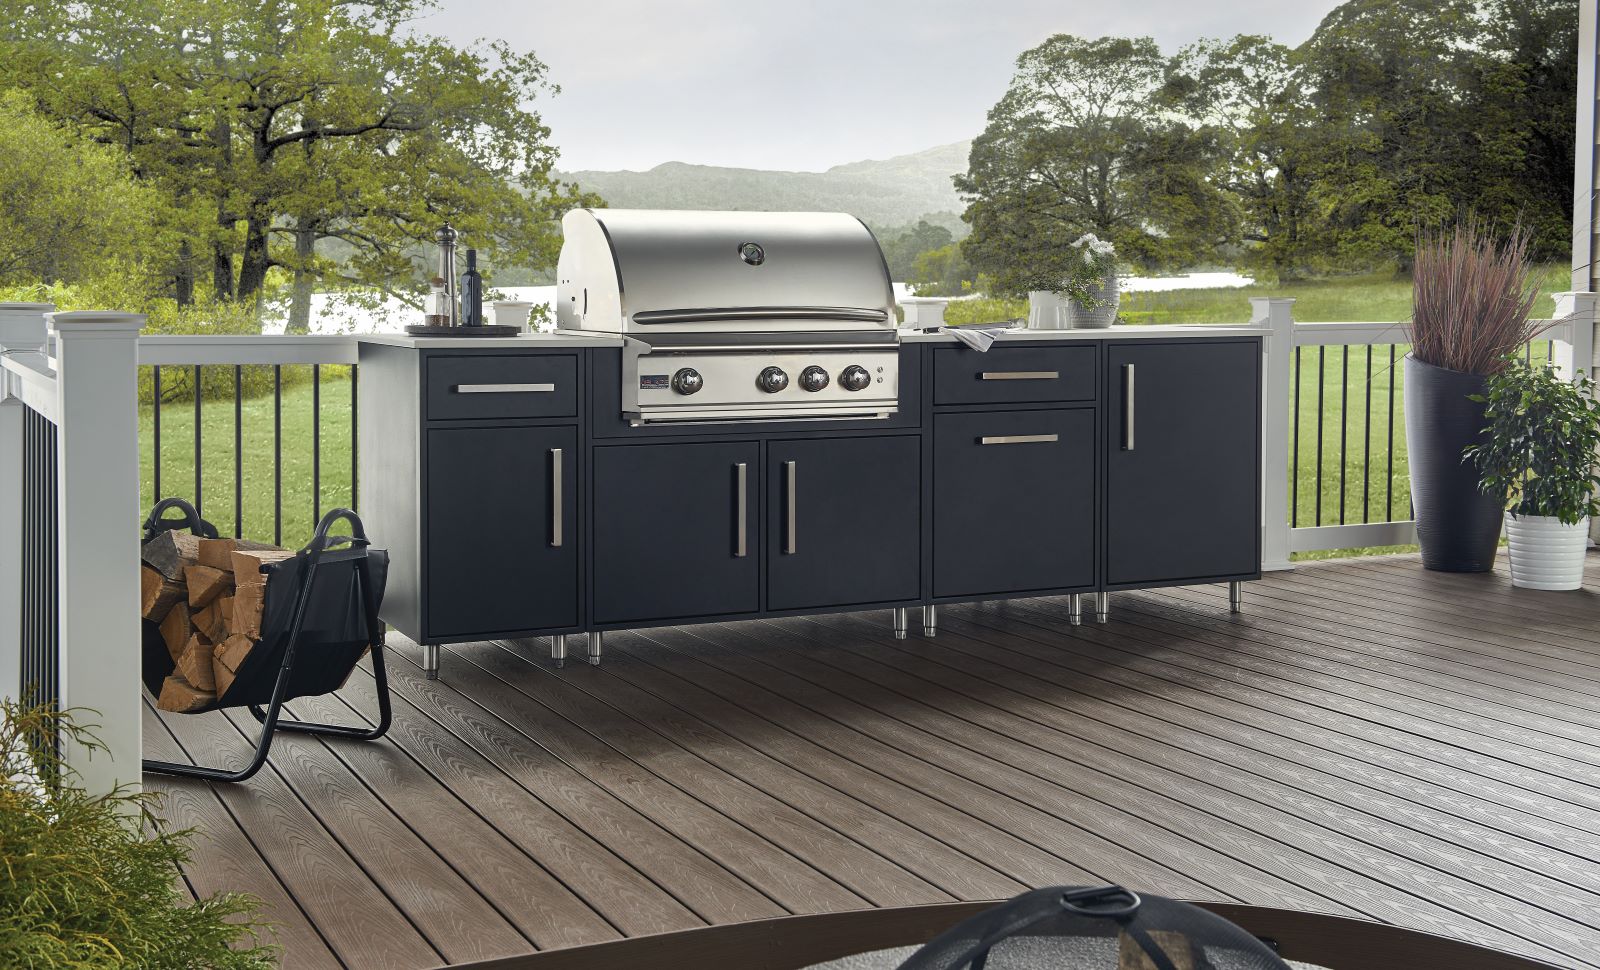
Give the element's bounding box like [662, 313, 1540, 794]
[1062, 273, 1120, 329]
[1026, 291, 1064, 330]
[1504, 513, 1589, 590]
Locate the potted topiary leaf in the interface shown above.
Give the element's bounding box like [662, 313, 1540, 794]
[1407, 221, 1547, 571]
[1466, 359, 1600, 590]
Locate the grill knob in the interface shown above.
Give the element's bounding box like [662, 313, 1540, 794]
[671, 367, 703, 395]
[839, 364, 872, 392]
[756, 366, 789, 393]
[798, 365, 830, 392]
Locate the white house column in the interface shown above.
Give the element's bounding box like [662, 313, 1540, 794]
[1251, 296, 1296, 572]
[50, 311, 144, 797]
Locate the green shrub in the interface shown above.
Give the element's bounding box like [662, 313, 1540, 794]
[0, 701, 277, 969]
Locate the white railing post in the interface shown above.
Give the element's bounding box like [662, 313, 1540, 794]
[1551, 291, 1598, 382]
[49, 311, 145, 797]
[0, 303, 54, 704]
[1251, 297, 1296, 571]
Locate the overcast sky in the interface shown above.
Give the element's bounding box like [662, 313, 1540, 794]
[414, 0, 1345, 173]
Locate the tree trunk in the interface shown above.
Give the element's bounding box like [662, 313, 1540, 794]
[286, 220, 317, 335]
[174, 240, 195, 307]
[212, 238, 234, 300]
[235, 213, 272, 302]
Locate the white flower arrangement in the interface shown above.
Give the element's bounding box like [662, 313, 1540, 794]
[1070, 233, 1116, 272]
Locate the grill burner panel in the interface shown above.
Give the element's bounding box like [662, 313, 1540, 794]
[558, 209, 902, 425]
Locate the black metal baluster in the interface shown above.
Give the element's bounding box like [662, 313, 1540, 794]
[1387, 344, 1396, 521]
[274, 364, 282, 547]
[152, 365, 161, 500]
[1363, 345, 1372, 524]
[1291, 347, 1301, 529]
[1315, 346, 1325, 527]
[351, 365, 359, 511]
[193, 364, 202, 514]
[234, 365, 243, 538]
[1338, 345, 1348, 525]
[313, 364, 321, 527]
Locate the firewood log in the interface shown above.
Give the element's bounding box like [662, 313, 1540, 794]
[183, 564, 232, 608]
[140, 565, 187, 622]
[212, 634, 255, 698]
[158, 606, 193, 663]
[141, 530, 200, 581]
[232, 582, 266, 640]
[177, 633, 217, 692]
[156, 674, 213, 713]
[217, 594, 235, 636]
[231, 548, 293, 584]
[193, 599, 228, 643]
[197, 536, 278, 572]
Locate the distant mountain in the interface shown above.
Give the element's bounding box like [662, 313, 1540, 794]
[559, 141, 972, 233]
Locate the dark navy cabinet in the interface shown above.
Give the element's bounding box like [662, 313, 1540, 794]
[426, 425, 578, 638]
[1105, 341, 1260, 587]
[766, 435, 921, 611]
[592, 441, 761, 624]
[932, 408, 1095, 598]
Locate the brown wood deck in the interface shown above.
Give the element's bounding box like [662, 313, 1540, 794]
[144, 553, 1600, 970]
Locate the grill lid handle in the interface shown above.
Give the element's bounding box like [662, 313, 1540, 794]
[629, 306, 889, 326]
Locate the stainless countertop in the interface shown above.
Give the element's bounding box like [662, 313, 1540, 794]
[357, 324, 1266, 350]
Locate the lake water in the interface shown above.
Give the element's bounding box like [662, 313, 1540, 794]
[264, 272, 1254, 335]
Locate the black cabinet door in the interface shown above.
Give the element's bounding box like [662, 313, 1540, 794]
[1105, 341, 1260, 586]
[593, 442, 760, 624]
[426, 425, 577, 638]
[766, 435, 920, 611]
[933, 409, 1095, 597]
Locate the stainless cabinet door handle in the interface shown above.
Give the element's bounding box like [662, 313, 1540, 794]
[1121, 363, 1135, 451]
[784, 460, 797, 555]
[978, 434, 1059, 445]
[734, 462, 748, 558]
[978, 371, 1058, 381]
[453, 383, 555, 394]
[549, 448, 563, 546]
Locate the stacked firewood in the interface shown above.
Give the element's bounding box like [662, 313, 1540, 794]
[142, 532, 292, 712]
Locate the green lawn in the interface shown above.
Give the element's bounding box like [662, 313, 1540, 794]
[141, 271, 1556, 557]
[139, 368, 353, 550]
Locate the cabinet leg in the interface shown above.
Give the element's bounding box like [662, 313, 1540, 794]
[1068, 593, 1082, 626]
[1094, 592, 1109, 624]
[551, 634, 568, 669]
[892, 607, 909, 640]
[422, 642, 441, 680]
[921, 604, 938, 637]
[1229, 581, 1243, 614]
[587, 631, 603, 666]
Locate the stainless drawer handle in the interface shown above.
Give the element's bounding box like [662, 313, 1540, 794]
[550, 448, 564, 547]
[978, 434, 1059, 445]
[734, 462, 748, 558]
[784, 460, 797, 555]
[453, 383, 555, 394]
[1122, 363, 1135, 451]
[979, 371, 1058, 381]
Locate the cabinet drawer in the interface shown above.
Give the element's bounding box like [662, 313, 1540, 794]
[933, 345, 1095, 405]
[426, 355, 576, 420]
[933, 409, 1095, 597]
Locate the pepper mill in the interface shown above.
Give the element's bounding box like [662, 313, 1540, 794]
[434, 224, 460, 327]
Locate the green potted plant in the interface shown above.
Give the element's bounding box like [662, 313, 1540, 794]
[1020, 233, 1118, 330]
[1466, 359, 1600, 590]
[1, 701, 276, 967]
[1406, 221, 1546, 571]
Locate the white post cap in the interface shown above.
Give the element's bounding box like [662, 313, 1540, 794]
[0, 302, 55, 352]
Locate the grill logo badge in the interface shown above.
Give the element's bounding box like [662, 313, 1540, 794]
[738, 242, 765, 266]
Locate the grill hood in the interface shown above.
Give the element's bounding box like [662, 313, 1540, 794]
[555, 209, 896, 334]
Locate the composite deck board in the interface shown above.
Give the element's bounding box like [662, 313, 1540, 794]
[146, 553, 1600, 969]
[787, 611, 1592, 965]
[142, 703, 342, 970]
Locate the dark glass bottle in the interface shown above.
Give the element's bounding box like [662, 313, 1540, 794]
[460, 248, 484, 327]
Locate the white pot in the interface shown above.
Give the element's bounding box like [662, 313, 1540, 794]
[1026, 291, 1064, 329]
[1504, 513, 1589, 590]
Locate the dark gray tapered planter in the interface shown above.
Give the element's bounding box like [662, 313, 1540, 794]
[1403, 356, 1501, 572]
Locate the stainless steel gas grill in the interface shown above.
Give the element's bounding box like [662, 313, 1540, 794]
[556, 208, 900, 424]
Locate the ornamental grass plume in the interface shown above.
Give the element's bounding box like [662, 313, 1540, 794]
[1410, 219, 1546, 376]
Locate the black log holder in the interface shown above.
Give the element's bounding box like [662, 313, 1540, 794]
[141, 501, 392, 784]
